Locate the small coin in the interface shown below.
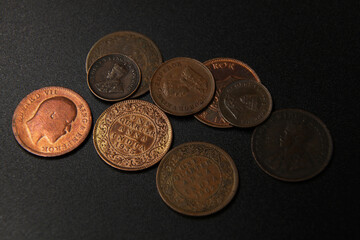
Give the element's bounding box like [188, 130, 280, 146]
[86, 31, 162, 98]
[251, 109, 333, 182]
[93, 99, 172, 171]
[87, 54, 141, 101]
[150, 57, 215, 116]
[12, 87, 92, 157]
[156, 142, 238, 216]
[218, 80, 272, 127]
[195, 58, 260, 128]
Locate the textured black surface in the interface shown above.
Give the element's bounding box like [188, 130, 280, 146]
[1, 1, 359, 239]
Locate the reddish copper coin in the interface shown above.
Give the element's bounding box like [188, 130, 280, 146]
[150, 57, 215, 116]
[156, 142, 238, 216]
[12, 87, 92, 157]
[251, 109, 333, 181]
[195, 58, 260, 128]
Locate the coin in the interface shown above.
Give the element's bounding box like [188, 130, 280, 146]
[87, 54, 141, 101]
[93, 99, 172, 171]
[86, 31, 162, 98]
[251, 109, 333, 182]
[156, 142, 238, 216]
[195, 58, 260, 128]
[218, 80, 272, 127]
[150, 57, 215, 116]
[12, 87, 92, 157]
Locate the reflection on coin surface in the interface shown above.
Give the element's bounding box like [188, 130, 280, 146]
[86, 31, 162, 98]
[251, 109, 333, 181]
[156, 142, 238, 216]
[150, 57, 215, 116]
[12, 87, 92, 157]
[195, 58, 261, 128]
[219, 80, 272, 127]
[93, 100, 172, 171]
[87, 54, 141, 101]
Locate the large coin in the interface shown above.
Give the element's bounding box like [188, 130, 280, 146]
[156, 142, 238, 216]
[251, 109, 333, 181]
[12, 87, 92, 157]
[93, 100, 172, 171]
[219, 80, 272, 127]
[195, 58, 260, 128]
[87, 54, 141, 101]
[86, 31, 162, 98]
[150, 57, 215, 116]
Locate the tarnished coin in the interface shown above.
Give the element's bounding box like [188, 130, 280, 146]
[150, 57, 215, 116]
[251, 109, 333, 182]
[86, 31, 162, 98]
[12, 87, 92, 157]
[87, 54, 141, 101]
[156, 142, 238, 216]
[219, 80, 272, 127]
[195, 58, 260, 128]
[93, 100, 172, 171]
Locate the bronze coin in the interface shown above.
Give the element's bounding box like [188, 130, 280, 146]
[150, 57, 215, 116]
[156, 142, 238, 216]
[251, 109, 333, 182]
[87, 54, 141, 101]
[218, 80, 272, 127]
[86, 31, 162, 98]
[12, 87, 92, 157]
[93, 99, 172, 171]
[195, 58, 260, 128]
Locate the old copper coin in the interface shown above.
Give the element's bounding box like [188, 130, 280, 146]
[150, 57, 215, 116]
[87, 54, 141, 101]
[156, 142, 238, 216]
[251, 109, 333, 182]
[219, 80, 272, 128]
[86, 31, 162, 98]
[12, 87, 92, 157]
[93, 99, 172, 171]
[195, 58, 261, 128]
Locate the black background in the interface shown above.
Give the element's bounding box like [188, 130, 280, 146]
[1, 1, 359, 239]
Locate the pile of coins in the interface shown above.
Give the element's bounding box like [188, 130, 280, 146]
[12, 31, 332, 217]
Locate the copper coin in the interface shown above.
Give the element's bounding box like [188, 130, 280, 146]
[86, 31, 162, 98]
[251, 109, 333, 182]
[156, 142, 238, 216]
[93, 99, 172, 171]
[12, 87, 92, 157]
[150, 57, 215, 116]
[195, 58, 261, 128]
[87, 54, 141, 101]
[218, 80, 272, 127]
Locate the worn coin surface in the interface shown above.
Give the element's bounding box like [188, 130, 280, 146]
[251, 109, 333, 181]
[195, 58, 260, 128]
[156, 142, 238, 216]
[86, 31, 162, 98]
[93, 100, 172, 171]
[219, 80, 272, 128]
[12, 87, 92, 157]
[150, 57, 215, 116]
[87, 54, 141, 101]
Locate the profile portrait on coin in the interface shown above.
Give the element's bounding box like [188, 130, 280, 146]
[96, 63, 128, 93]
[26, 96, 77, 144]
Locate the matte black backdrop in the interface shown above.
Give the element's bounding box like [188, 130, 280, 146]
[1, 1, 359, 239]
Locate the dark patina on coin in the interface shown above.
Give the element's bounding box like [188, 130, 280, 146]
[195, 58, 261, 128]
[219, 80, 272, 128]
[156, 142, 238, 216]
[87, 54, 141, 101]
[251, 109, 333, 182]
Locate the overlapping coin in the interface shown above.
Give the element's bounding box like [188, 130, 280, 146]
[251, 109, 333, 181]
[93, 100, 172, 171]
[12, 87, 92, 157]
[156, 142, 238, 216]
